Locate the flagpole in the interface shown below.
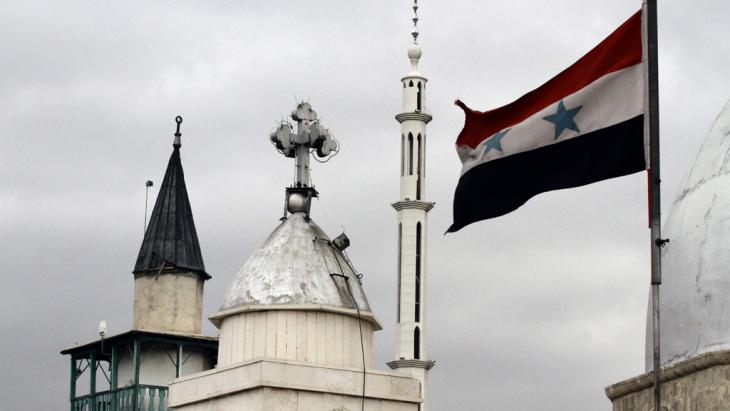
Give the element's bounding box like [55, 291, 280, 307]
[646, 0, 662, 410]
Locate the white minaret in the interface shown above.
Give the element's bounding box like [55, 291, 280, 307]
[387, 1, 435, 409]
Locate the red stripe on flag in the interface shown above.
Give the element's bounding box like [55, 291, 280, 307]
[456, 10, 642, 149]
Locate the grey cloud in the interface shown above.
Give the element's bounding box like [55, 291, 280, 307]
[2, 1, 728, 410]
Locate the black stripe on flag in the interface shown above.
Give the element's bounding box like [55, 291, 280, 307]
[448, 115, 645, 233]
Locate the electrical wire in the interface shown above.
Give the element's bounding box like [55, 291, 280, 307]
[327, 243, 367, 411]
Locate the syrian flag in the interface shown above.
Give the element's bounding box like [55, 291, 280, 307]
[448, 10, 647, 233]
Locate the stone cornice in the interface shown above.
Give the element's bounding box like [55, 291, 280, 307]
[168, 358, 422, 407]
[391, 200, 435, 212]
[387, 359, 436, 370]
[605, 349, 730, 400]
[400, 74, 428, 82]
[209, 303, 382, 331]
[395, 112, 433, 124]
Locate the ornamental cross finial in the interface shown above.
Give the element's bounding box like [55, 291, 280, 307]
[269, 102, 339, 188]
[411, 0, 419, 43]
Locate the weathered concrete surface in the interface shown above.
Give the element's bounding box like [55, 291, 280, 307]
[607, 350, 730, 410]
[134, 272, 204, 334]
[220, 213, 371, 313]
[168, 358, 421, 411]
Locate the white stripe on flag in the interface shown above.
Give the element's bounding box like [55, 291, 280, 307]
[458, 63, 644, 177]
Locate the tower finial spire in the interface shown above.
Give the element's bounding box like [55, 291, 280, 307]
[411, 0, 419, 44]
[407, 0, 422, 74]
[173, 115, 183, 147]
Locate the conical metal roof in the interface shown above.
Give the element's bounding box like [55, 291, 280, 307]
[220, 213, 371, 312]
[646, 100, 730, 369]
[134, 122, 208, 279]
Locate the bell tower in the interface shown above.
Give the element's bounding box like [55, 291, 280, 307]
[388, 1, 435, 409]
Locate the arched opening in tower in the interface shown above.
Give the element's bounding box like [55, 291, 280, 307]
[408, 133, 414, 175]
[416, 133, 422, 200]
[415, 222, 421, 323]
[416, 82, 422, 112]
[414, 326, 421, 359]
[401, 134, 405, 176]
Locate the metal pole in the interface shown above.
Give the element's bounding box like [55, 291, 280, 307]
[111, 345, 118, 410]
[133, 340, 141, 386]
[143, 180, 153, 235]
[646, 0, 662, 410]
[111, 345, 118, 389]
[176, 344, 182, 378]
[89, 353, 97, 411]
[144, 184, 150, 235]
[69, 357, 77, 408]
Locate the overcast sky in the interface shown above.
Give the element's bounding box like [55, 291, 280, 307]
[2, 0, 729, 409]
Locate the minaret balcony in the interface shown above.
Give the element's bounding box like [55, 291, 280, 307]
[395, 112, 432, 124]
[387, 359, 436, 370]
[392, 200, 435, 212]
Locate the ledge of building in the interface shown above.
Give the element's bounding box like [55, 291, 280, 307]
[168, 358, 422, 408]
[605, 349, 730, 401]
[209, 304, 382, 331]
[387, 359, 436, 370]
[391, 200, 435, 212]
[395, 112, 432, 124]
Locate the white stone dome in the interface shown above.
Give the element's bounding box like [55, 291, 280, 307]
[220, 212, 372, 313]
[646, 99, 730, 369]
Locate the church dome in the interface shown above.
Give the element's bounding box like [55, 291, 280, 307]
[647, 99, 730, 369]
[220, 212, 372, 313]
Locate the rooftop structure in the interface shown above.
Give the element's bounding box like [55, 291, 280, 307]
[62, 117, 218, 411]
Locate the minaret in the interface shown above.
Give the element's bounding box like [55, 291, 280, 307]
[388, 0, 436, 408]
[62, 117, 218, 410]
[133, 116, 210, 334]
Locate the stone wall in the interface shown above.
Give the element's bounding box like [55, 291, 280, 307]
[133, 272, 203, 334]
[606, 350, 730, 410]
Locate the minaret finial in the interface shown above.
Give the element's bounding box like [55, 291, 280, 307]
[174, 115, 183, 147]
[407, 0, 422, 74]
[411, 0, 419, 44]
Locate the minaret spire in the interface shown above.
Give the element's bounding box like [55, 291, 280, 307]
[411, 0, 419, 43]
[407, 0, 423, 75]
[134, 115, 207, 279]
[133, 115, 209, 335]
[388, 1, 435, 409]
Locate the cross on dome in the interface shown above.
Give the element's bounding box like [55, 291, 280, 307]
[269, 102, 339, 188]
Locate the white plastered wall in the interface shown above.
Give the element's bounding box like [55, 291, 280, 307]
[117, 343, 212, 387]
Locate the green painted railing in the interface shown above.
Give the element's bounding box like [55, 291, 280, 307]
[71, 385, 168, 411]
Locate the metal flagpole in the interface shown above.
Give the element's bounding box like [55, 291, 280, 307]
[645, 0, 663, 410]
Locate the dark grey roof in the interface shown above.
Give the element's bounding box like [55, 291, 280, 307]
[133, 140, 209, 279]
[61, 329, 218, 357]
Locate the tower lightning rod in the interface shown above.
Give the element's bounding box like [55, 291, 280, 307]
[144, 180, 153, 235]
